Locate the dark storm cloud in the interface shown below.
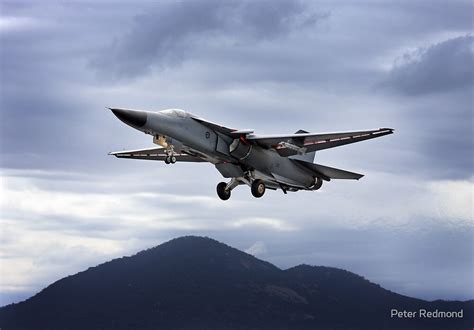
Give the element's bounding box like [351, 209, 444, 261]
[92, 0, 324, 79]
[384, 36, 474, 95]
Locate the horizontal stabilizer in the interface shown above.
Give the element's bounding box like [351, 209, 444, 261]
[295, 160, 364, 180]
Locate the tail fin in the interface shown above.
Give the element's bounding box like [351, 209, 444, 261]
[294, 129, 309, 134]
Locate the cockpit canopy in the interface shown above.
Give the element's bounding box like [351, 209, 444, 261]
[159, 109, 191, 118]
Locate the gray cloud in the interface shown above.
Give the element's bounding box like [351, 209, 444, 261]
[384, 35, 473, 95]
[92, 0, 324, 79]
[370, 35, 474, 180]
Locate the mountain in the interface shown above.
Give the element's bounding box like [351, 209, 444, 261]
[0, 236, 472, 329]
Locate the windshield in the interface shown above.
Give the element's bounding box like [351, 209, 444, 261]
[160, 109, 189, 118]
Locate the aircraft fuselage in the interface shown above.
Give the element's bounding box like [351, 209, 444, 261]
[116, 109, 316, 190]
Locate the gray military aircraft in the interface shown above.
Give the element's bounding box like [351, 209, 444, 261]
[109, 108, 393, 200]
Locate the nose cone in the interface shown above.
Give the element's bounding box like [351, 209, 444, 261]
[110, 108, 147, 128]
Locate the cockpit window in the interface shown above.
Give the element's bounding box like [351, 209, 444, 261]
[160, 109, 189, 118]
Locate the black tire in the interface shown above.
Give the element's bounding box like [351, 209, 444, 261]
[216, 182, 231, 200]
[251, 179, 265, 198]
[170, 156, 177, 164]
[164, 157, 171, 164]
[313, 177, 323, 190]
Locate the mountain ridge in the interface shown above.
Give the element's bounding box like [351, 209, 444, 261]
[0, 235, 472, 329]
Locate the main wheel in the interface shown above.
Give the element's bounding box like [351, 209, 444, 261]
[164, 156, 171, 164]
[170, 156, 177, 164]
[251, 179, 266, 198]
[313, 177, 323, 190]
[216, 182, 231, 200]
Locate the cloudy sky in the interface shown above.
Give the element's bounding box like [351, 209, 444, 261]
[0, 0, 472, 306]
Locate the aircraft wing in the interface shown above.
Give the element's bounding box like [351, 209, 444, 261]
[109, 147, 206, 162]
[246, 128, 394, 156]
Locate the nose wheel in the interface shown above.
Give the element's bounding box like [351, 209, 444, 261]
[165, 155, 177, 164]
[164, 145, 177, 164]
[251, 179, 266, 198]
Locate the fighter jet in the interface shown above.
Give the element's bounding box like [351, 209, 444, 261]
[109, 108, 393, 200]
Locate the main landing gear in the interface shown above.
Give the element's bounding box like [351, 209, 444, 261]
[216, 182, 231, 200]
[216, 178, 266, 200]
[251, 179, 265, 198]
[216, 178, 240, 201]
[312, 177, 323, 190]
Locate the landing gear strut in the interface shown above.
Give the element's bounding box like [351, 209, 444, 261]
[251, 179, 266, 198]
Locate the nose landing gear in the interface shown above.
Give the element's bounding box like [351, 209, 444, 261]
[163, 145, 177, 164]
[165, 155, 177, 164]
